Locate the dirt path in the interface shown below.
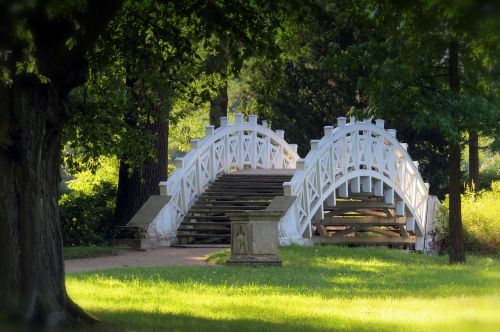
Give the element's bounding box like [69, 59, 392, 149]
[65, 247, 224, 273]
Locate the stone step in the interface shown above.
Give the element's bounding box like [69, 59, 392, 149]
[190, 206, 265, 212]
[201, 192, 278, 197]
[193, 200, 270, 208]
[181, 221, 232, 226]
[184, 215, 229, 220]
[178, 227, 230, 232]
[206, 184, 283, 191]
[177, 233, 231, 238]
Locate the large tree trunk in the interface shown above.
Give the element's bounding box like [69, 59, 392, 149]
[209, 81, 228, 127]
[0, 79, 95, 327]
[114, 108, 169, 226]
[448, 40, 466, 263]
[468, 129, 479, 192]
[206, 47, 228, 127]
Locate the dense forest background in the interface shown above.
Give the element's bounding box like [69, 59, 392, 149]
[59, 0, 499, 254]
[1, 0, 498, 326]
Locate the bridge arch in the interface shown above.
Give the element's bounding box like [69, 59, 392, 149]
[280, 117, 429, 247]
[148, 114, 300, 238]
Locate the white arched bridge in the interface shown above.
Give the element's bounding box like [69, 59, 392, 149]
[121, 114, 434, 251]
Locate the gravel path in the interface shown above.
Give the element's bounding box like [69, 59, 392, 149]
[65, 247, 224, 273]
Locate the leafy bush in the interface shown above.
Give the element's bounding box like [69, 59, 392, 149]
[60, 181, 117, 246]
[435, 181, 500, 255]
[60, 157, 118, 246]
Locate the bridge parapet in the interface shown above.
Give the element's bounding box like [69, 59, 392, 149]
[149, 114, 300, 239]
[282, 117, 429, 247]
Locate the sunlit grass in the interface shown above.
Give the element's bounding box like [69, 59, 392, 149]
[66, 246, 500, 331]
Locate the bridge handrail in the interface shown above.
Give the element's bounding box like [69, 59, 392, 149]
[151, 113, 299, 236]
[284, 117, 429, 237]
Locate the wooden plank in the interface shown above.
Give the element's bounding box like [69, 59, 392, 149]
[355, 209, 388, 217]
[398, 225, 410, 238]
[314, 236, 415, 245]
[330, 201, 395, 209]
[364, 227, 401, 237]
[317, 225, 328, 237]
[315, 216, 407, 225]
[331, 227, 357, 237]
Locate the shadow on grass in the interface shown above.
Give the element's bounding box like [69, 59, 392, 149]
[68, 246, 499, 299]
[70, 310, 416, 332]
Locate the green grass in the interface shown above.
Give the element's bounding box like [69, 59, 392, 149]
[66, 246, 500, 331]
[64, 246, 120, 259]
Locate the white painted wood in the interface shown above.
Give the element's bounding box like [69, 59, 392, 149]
[149, 115, 300, 238]
[338, 181, 348, 197]
[374, 179, 383, 196]
[384, 188, 394, 204]
[350, 176, 360, 193]
[148, 114, 430, 251]
[406, 216, 415, 232]
[361, 176, 372, 193]
[396, 201, 405, 216]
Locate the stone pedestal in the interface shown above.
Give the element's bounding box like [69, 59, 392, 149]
[226, 211, 283, 266]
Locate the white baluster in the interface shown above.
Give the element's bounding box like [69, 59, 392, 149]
[249, 114, 257, 124]
[338, 117, 347, 128]
[384, 187, 394, 205]
[275, 129, 285, 139]
[310, 140, 320, 151]
[159, 181, 168, 195]
[220, 117, 229, 127]
[375, 119, 385, 129]
[205, 125, 215, 136]
[361, 176, 372, 193]
[374, 179, 383, 197]
[235, 113, 244, 124]
[175, 157, 184, 168]
[396, 201, 405, 216]
[387, 129, 397, 137]
[338, 181, 348, 198]
[350, 176, 360, 193]
[190, 139, 200, 150]
[324, 126, 334, 136]
[251, 130, 257, 169]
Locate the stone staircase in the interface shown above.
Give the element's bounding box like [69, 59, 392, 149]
[176, 170, 294, 245]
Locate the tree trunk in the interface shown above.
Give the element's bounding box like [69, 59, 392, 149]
[448, 39, 466, 263]
[468, 129, 479, 192]
[206, 47, 228, 127]
[0, 79, 95, 327]
[209, 81, 228, 127]
[114, 108, 169, 226]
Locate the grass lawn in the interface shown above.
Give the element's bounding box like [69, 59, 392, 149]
[66, 246, 500, 331]
[64, 246, 121, 260]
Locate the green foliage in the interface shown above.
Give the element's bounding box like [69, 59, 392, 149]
[480, 152, 500, 188]
[67, 246, 500, 331]
[462, 136, 500, 190]
[60, 157, 119, 246]
[435, 182, 500, 255]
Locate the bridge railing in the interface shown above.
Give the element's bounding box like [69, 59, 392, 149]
[283, 117, 429, 239]
[149, 114, 299, 237]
